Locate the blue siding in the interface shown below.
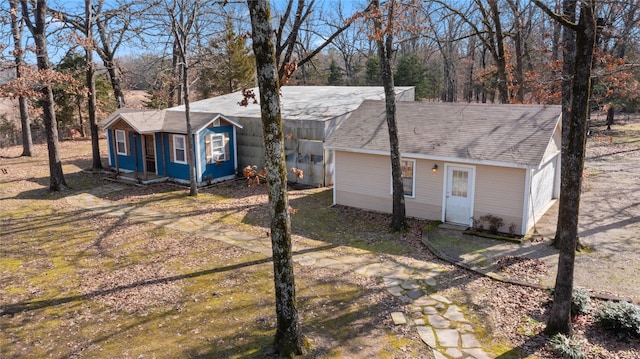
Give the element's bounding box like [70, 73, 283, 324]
[107, 126, 237, 184]
[109, 129, 138, 172]
[200, 126, 235, 181]
[106, 129, 114, 166]
[162, 132, 190, 181]
[155, 134, 166, 176]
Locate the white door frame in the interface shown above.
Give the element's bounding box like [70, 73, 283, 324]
[441, 163, 476, 227]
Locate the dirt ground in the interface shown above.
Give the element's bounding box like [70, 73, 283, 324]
[534, 115, 640, 302]
[1, 113, 638, 359]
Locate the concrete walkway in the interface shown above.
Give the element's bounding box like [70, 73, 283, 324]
[66, 185, 490, 359]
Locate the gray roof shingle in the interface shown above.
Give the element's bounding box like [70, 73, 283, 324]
[99, 109, 241, 134]
[325, 100, 561, 168]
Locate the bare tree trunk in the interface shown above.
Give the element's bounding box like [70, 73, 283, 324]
[488, 0, 509, 103]
[247, 1, 306, 356]
[464, 36, 476, 103]
[77, 99, 86, 137]
[95, 2, 126, 109]
[508, 0, 525, 103]
[373, 0, 406, 231]
[168, 41, 179, 108]
[85, 0, 102, 170]
[10, 0, 33, 157]
[168, 0, 198, 196]
[22, 0, 68, 191]
[183, 62, 197, 196]
[553, 0, 577, 249]
[545, 0, 595, 336]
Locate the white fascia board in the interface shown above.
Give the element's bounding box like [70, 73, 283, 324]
[195, 114, 244, 134]
[195, 133, 202, 183]
[521, 168, 532, 236]
[326, 146, 537, 170]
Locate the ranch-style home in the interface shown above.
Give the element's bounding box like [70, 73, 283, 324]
[99, 109, 242, 186]
[325, 100, 562, 236]
[171, 86, 415, 187]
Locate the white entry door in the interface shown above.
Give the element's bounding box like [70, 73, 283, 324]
[445, 166, 475, 226]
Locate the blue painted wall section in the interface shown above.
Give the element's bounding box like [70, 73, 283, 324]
[200, 126, 235, 182]
[106, 126, 237, 183]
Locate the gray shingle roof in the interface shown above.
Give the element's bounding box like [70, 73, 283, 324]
[325, 100, 561, 168]
[99, 109, 242, 134]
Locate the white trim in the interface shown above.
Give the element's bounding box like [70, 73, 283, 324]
[107, 130, 113, 166]
[195, 134, 202, 183]
[332, 154, 337, 206]
[208, 133, 226, 161]
[148, 133, 158, 175]
[191, 113, 244, 133]
[522, 168, 533, 235]
[173, 134, 187, 164]
[327, 146, 537, 170]
[233, 126, 238, 171]
[441, 163, 476, 227]
[115, 129, 127, 155]
[390, 158, 416, 199]
[553, 153, 561, 198]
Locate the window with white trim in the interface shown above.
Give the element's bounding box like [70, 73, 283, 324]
[401, 159, 415, 197]
[173, 134, 187, 164]
[205, 132, 230, 164]
[115, 129, 127, 155]
[209, 134, 225, 162]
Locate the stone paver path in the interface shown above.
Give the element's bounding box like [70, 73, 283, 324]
[67, 186, 490, 358]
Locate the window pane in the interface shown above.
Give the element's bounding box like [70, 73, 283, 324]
[401, 160, 414, 196]
[176, 149, 185, 162]
[115, 130, 126, 154]
[175, 136, 185, 149]
[452, 170, 468, 197]
[211, 136, 223, 147]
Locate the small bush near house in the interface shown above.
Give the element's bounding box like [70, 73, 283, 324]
[571, 287, 591, 316]
[549, 333, 586, 359]
[473, 214, 504, 234]
[595, 301, 640, 338]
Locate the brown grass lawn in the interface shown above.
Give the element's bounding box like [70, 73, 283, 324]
[0, 140, 434, 359]
[2, 130, 639, 359]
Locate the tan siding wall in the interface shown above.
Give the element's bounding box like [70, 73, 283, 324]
[410, 159, 444, 220]
[335, 151, 528, 232]
[334, 151, 444, 221]
[335, 152, 391, 213]
[473, 165, 526, 234]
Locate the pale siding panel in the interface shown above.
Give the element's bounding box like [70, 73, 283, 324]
[408, 159, 444, 220]
[336, 190, 391, 213]
[474, 165, 526, 233]
[542, 121, 561, 164]
[335, 151, 390, 195]
[335, 152, 444, 221]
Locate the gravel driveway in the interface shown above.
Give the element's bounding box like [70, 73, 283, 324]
[534, 125, 640, 302]
[427, 118, 640, 303]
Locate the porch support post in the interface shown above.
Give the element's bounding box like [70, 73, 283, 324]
[111, 129, 120, 174]
[141, 134, 148, 180]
